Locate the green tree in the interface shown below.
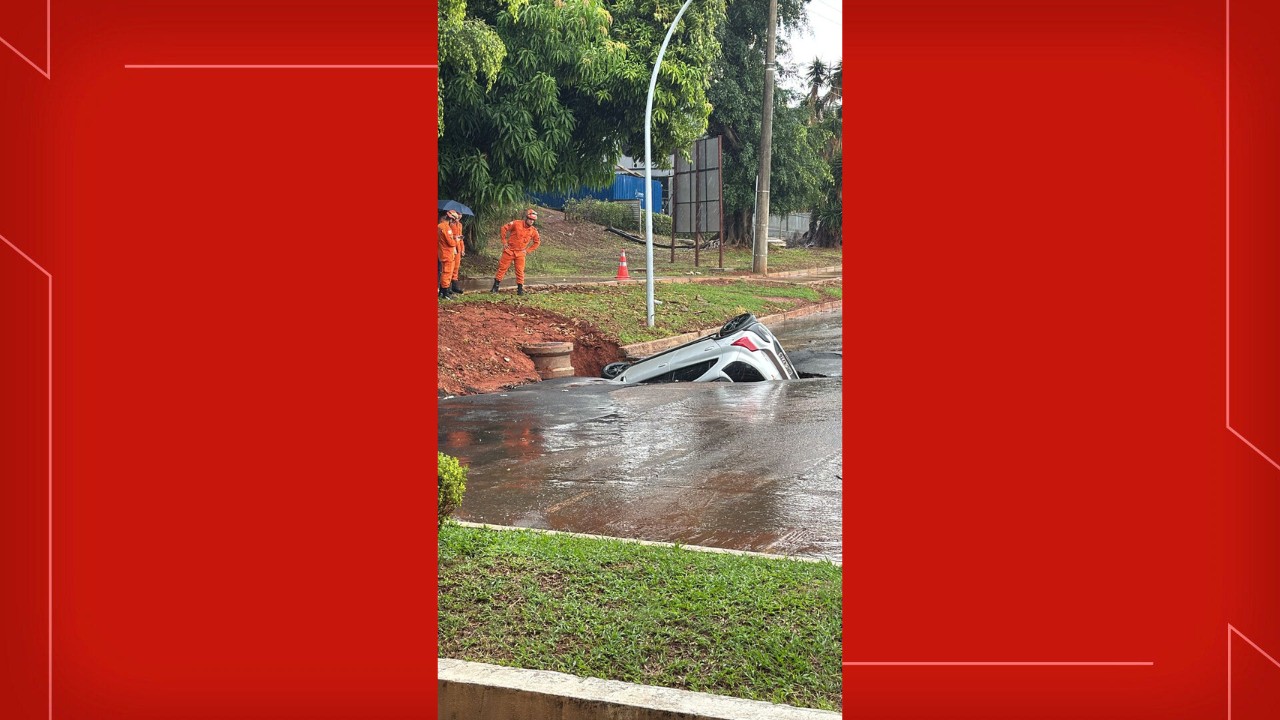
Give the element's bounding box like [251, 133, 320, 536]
[804, 58, 827, 122]
[606, 0, 725, 159]
[766, 99, 833, 217]
[807, 70, 842, 247]
[705, 0, 823, 245]
[807, 143, 841, 246]
[437, 0, 508, 138]
[439, 0, 725, 221]
[826, 59, 842, 108]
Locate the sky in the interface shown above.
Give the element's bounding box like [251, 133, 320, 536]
[778, 0, 844, 96]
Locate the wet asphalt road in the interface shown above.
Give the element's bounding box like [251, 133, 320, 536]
[438, 310, 843, 561]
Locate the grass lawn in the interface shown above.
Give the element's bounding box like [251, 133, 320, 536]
[512, 244, 843, 278]
[459, 220, 841, 279]
[438, 523, 843, 712]
[450, 279, 842, 345]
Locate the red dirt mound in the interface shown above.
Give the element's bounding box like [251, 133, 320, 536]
[438, 303, 626, 396]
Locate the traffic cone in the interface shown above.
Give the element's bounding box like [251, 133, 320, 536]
[616, 250, 631, 280]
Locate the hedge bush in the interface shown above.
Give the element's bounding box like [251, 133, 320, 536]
[564, 197, 684, 237]
[438, 452, 467, 528]
[565, 197, 631, 229]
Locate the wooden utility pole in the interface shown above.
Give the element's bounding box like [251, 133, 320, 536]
[752, 0, 779, 275]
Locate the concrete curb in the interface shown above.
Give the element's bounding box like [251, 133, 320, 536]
[453, 521, 840, 566]
[621, 301, 843, 360]
[438, 659, 842, 720]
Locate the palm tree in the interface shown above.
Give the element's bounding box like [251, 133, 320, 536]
[805, 58, 827, 123]
[807, 60, 842, 247]
[824, 60, 842, 116]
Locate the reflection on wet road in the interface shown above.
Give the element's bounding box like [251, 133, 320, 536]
[438, 311, 843, 561]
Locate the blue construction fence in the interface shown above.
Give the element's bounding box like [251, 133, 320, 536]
[531, 174, 664, 213]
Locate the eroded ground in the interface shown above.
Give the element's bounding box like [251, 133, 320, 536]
[437, 303, 625, 396]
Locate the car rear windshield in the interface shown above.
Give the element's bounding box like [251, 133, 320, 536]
[723, 361, 767, 382]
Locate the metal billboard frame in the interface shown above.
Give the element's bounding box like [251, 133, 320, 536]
[670, 135, 724, 268]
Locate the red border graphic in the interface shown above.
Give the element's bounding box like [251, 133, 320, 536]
[0, 0, 49, 78]
[1228, 625, 1280, 719]
[1, 232, 52, 720]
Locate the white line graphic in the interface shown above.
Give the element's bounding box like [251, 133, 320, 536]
[0, 0, 51, 78]
[0, 231, 53, 720]
[1228, 624, 1280, 719]
[1224, 0, 1280, 471]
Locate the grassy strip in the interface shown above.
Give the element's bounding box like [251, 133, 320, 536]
[530, 243, 842, 277]
[452, 279, 841, 344]
[438, 524, 842, 711]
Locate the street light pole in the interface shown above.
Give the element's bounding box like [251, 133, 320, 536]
[644, 0, 696, 328]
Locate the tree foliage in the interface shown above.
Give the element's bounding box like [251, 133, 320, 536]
[437, 0, 508, 137]
[704, 0, 828, 245]
[439, 0, 725, 220]
[805, 61, 842, 247]
[808, 149, 842, 246]
[759, 98, 831, 218]
[804, 58, 827, 119]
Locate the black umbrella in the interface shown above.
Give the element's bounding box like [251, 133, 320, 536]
[437, 200, 475, 217]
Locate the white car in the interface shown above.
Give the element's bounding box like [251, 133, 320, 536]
[602, 313, 801, 383]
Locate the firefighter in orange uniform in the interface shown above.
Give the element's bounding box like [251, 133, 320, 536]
[437, 209, 463, 300]
[491, 208, 541, 296]
[449, 216, 466, 295]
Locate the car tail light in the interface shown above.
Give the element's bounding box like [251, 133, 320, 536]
[731, 336, 759, 352]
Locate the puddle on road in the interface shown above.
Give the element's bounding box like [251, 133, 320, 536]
[443, 378, 843, 562]
[442, 310, 844, 561]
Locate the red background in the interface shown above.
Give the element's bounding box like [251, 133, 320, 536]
[4, 0, 1280, 718]
[846, 0, 1280, 718]
[1, 1, 437, 718]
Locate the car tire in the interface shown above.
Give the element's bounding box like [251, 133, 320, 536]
[601, 362, 631, 379]
[716, 312, 755, 338]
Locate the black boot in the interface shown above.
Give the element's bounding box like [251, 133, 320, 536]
[450, 280, 464, 295]
[439, 287, 452, 300]
[490, 279, 500, 293]
[516, 284, 525, 296]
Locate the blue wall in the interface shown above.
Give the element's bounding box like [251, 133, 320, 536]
[532, 175, 662, 211]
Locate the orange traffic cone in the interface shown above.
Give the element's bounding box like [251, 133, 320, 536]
[615, 250, 631, 280]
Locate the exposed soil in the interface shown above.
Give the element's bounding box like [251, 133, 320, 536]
[442, 207, 665, 397]
[438, 303, 626, 396]
[442, 205, 840, 396]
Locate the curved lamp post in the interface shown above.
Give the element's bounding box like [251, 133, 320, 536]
[644, 0, 696, 328]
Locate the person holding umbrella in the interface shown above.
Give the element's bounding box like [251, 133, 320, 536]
[437, 209, 463, 300]
[436, 200, 474, 299]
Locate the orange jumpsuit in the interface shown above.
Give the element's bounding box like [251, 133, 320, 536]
[437, 219, 461, 290]
[494, 220, 541, 284]
[448, 220, 465, 283]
